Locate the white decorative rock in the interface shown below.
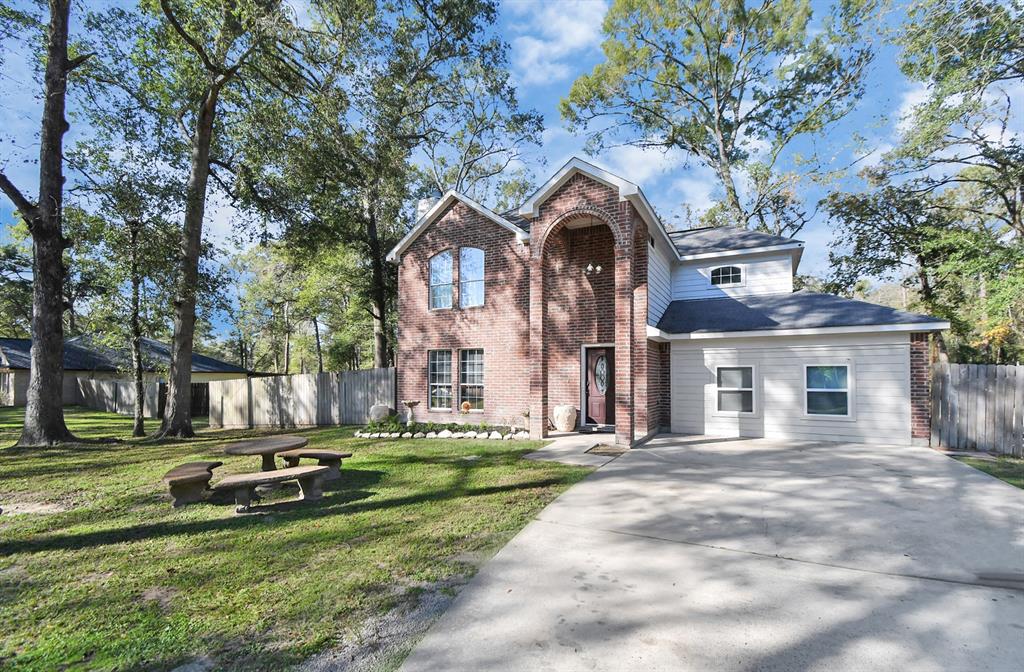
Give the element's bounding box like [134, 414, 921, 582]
[389, 432, 401, 438]
[552, 405, 578, 432]
[401, 432, 413, 438]
[437, 429, 453, 439]
[514, 431, 530, 440]
[368, 404, 394, 423]
[413, 432, 425, 438]
[367, 432, 378, 438]
[488, 431, 503, 440]
[426, 432, 437, 438]
[503, 433, 513, 440]
[463, 430, 477, 439]
[451, 432, 464, 439]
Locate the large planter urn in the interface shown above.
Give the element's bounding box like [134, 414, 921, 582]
[552, 404, 578, 432]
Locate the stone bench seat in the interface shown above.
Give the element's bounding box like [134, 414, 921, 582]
[276, 449, 353, 481]
[211, 465, 329, 513]
[163, 461, 223, 507]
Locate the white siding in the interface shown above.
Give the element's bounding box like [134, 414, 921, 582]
[670, 332, 912, 445]
[648, 238, 673, 325]
[671, 251, 794, 300]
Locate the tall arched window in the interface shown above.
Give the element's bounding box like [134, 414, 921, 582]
[429, 251, 453, 309]
[459, 247, 485, 308]
[710, 265, 742, 286]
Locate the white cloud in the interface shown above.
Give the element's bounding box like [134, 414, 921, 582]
[505, 0, 608, 86]
[602, 144, 683, 185]
[670, 163, 719, 215]
[895, 82, 930, 134]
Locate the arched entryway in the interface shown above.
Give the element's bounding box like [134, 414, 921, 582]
[528, 208, 636, 446]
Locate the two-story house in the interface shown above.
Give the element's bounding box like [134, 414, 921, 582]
[387, 158, 948, 447]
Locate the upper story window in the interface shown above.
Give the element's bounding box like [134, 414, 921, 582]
[459, 247, 485, 308]
[710, 265, 743, 286]
[429, 251, 453, 309]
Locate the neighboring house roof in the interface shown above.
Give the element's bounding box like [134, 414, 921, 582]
[516, 156, 679, 257]
[669, 226, 804, 262]
[654, 291, 950, 338]
[386, 191, 529, 263]
[0, 335, 248, 374]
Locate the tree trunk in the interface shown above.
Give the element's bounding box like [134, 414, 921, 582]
[312, 316, 324, 373]
[917, 265, 948, 357]
[161, 87, 220, 438]
[9, 0, 80, 446]
[129, 221, 145, 437]
[283, 300, 291, 375]
[365, 208, 389, 368]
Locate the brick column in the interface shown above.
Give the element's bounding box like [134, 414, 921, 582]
[613, 235, 634, 446]
[910, 333, 931, 444]
[528, 255, 547, 439]
[631, 219, 649, 441]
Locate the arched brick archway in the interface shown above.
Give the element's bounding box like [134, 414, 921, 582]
[528, 198, 642, 447]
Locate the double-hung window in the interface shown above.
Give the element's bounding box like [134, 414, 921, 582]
[459, 248, 485, 308]
[805, 364, 851, 416]
[428, 350, 452, 410]
[716, 366, 754, 413]
[429, 251, 453, 309]
[459, 349, 484, 411]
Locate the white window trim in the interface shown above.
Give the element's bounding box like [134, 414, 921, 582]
[458, 348, 485, 413]
[458, 247, 485, 309]
[712, 364, 759, 417]
[428, 251, 454, 311]
[708, 264, 745, 288]
[427, 349, 453, 412]
[803, 361, 856, 421]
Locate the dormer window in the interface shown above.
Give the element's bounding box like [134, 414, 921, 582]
[710, 265, 742, 286]
[429, 251, 453, 309]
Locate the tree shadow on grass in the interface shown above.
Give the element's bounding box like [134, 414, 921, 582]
[0, 476, 568, 556]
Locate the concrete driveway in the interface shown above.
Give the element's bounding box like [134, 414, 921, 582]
[401, 436, 1024, 672]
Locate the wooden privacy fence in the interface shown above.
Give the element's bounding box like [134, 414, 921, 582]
[930, 363, 1024, 456]
[208, 368, 396, 429]
[77, 378, 161, 419]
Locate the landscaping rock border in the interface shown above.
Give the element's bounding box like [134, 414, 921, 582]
[354, 428, 532, 441]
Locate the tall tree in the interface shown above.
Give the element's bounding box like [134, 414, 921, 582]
[0, 0, 92, 446]
[86, 0, 304, 436]
[561, 0, 877, 236]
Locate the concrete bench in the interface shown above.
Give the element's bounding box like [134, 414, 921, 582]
[211, 465, 329, 513]
[163, 461, 223, 507]
[276, 449, 352, 481]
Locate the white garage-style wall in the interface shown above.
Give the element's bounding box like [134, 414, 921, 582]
[647, 236, 673, 325]
[670, 332, 912, 445]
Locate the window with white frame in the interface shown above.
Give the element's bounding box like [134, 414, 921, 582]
[429, 251, 453, 309]
[428, 350, 452, 409]
[459, 349, 484, 410]
[805, 365, 850, 416]
[716, 366, 754, 413]
[459, 247, 485, 308]
[710, 265, 742, 286]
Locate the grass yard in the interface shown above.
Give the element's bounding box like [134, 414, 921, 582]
[0, 406, 590, 671]
[955, 455, 1024, 489]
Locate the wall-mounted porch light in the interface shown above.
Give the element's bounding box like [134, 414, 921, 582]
[584, 262, 603, 276]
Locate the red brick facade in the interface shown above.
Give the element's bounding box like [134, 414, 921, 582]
[396, 172, 656, 446]
[910, 332, 931, 442]
[396, 200, 532, 426]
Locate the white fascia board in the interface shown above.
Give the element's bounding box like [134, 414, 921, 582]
[386, 191, 528, 264]
[647, 321, 950, 341]
[674, 242, 805, 262]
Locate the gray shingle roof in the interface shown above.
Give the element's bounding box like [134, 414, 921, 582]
[0, 335, 248, 374]
[668, 226, 802, 257]
[656, 291, 945, 334]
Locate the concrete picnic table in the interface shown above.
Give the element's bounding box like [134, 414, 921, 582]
[223, 435, 309, 472]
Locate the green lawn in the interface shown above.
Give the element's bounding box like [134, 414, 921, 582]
[0, 406, 590, 671]
[955, 455, 1024, 489]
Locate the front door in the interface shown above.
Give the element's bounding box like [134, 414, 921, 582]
[585, 347, 615, 426]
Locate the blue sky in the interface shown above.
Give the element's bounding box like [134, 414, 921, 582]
[1, 0, 926, 280]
